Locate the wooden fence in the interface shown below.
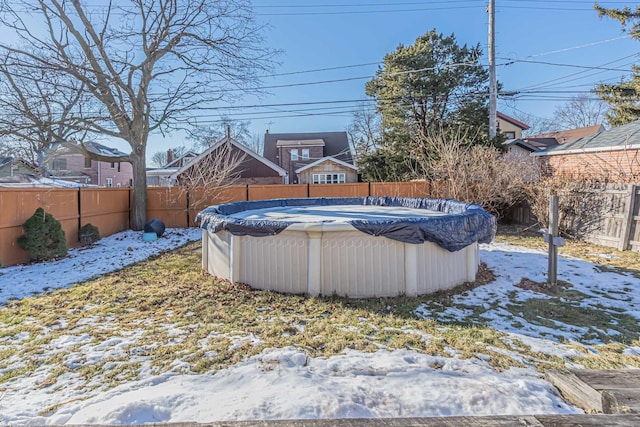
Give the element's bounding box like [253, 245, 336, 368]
[4, 181, 640, 267]
[0, 182, 434, 267]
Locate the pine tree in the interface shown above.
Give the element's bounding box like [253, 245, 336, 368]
[17, 208, 67, 262]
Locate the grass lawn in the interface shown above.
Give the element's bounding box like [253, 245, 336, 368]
[0, 225, 639, 401]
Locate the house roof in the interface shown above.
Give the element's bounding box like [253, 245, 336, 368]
[264, 131, 353, 164]
[172, 136, 286, 180]
[497, 112, 530, 131]
[527, 124, 605, 144]
[295, 156, 359, 174]
[47, 140, 129, 158]
[534, 120, 640, 157]
[0, 157, 38, 171]
[503, 139, 540, 153]
[523, 137, 559, 150]
[0, 173, 94, 187]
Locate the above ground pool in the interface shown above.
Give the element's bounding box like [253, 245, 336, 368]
[196, 197, 496, 298]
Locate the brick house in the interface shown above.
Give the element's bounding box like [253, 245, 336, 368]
[146, 150, 199, 187]
[533, 121, 640, 182]
[263, 131, 356, 184]
[45, 141, 133, 187]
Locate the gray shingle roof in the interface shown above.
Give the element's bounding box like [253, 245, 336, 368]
[536, 121, 640, 156]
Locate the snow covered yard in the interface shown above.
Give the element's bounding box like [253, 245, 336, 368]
[0, 227, 638, 424]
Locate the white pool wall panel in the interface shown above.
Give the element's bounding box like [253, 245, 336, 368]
[202, 222, 479, 298]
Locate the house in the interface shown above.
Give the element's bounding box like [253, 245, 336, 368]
[146, 150, 199, 187]
[497, 112, 529, 140]
[45, 141, 134, 187]
[171, 134, 286, 186]
[533, 120, 640, 182]
[527, 124, 605, 145]
[0, 157, 39, 178]
[263, 131, 356, 184]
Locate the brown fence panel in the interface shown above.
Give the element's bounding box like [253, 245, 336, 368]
[370, 182, 431, 198]
[0, 188, 79, 266]
[309, 183, 370, 198]
[80, 188, 130, 237]
[146, 187, 188, 228]
[188, 185, 248, 226]
[248, 184, 308, 201]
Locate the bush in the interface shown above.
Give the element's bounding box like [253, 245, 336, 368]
[79, 223, 101, 244]
[17, 208, 68, 262]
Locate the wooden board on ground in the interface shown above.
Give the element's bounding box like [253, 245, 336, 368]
[545, 369, 602, 413]
[573, 370, 640, 391]
[602, 389, 640, 414]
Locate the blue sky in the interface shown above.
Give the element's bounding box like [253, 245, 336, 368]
[143, 1, 639, 156]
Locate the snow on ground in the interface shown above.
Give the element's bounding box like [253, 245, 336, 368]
[0, 229, 637, 424]
[0, 228, 202, 304]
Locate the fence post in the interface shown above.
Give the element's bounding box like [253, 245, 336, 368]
[548, 195, 559, 286]
[619, 184, 637, 251]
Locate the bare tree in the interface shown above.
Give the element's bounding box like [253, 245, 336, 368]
[150, 146, 189, 168]
[174, 139, 246, 215]
[190, 118, 252, 150]
[346, 103, 381, 164]
[552, 95, 609, 129]
[0, 53, 92, 171]
[0, 0, 275, 229]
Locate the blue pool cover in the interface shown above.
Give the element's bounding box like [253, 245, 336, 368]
[196, 197, 496, 252]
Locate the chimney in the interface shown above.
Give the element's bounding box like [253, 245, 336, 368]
[226, 125, 231, 139]
[166, 149, 173, 165]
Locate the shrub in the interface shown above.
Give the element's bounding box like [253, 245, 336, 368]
[79, 223, 101, 244]
[17, 208, 68, 262]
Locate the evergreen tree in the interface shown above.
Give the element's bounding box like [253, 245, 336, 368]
[361, 30, 492, 181]
[17, 208, 67, 262]
[594, 4, 640, 125]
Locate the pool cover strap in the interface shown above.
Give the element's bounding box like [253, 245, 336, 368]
[196, 197, 496, 252]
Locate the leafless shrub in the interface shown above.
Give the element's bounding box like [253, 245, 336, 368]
[526, 176, 611, 239]
[173, 140, 246, 216]
[411, 127, 540, 219]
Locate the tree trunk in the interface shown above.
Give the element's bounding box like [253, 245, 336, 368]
[130, 150, 148, 231]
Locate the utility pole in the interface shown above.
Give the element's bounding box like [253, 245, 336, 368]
[488, 0, 497, 139]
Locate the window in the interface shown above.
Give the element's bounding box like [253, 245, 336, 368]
[312, 173, 346, 184]
[110, 162, 115, 169]
[51, 158, 67, 171]
[290, 149, 298, 161]
[106, 178, 113, 188]
[84, 157, 91, 168]
[301, 149, 310, 160]
[117, 162, 121, 172]
[504, 131, 516, 139]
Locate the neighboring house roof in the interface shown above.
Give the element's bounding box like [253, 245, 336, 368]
[171, 136, 286, 181]
[503, 139, 540, 153]
[534, 120, 640, 156]
[47, 140, 129, 158]
[276, 139, 325, 147]
[263, 131, 353, 164]
[497, 112, 530, 131]
[527, 124, 605, 144]
[146, 168, 180, 176]
[295, 156, 359, 174]
[523, 137, 559, 150]
[0, 157, 38, 172]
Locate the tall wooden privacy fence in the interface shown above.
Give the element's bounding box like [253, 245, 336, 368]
[0, 182, 431, 267]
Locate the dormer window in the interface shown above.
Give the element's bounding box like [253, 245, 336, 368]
[291, 149, 298, 161]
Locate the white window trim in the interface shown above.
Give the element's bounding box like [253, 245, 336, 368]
[290, 149, 298, 161]
[106, 177, 113, 188]
[301, 148, 310, 160]
[312, 173, 346, 184]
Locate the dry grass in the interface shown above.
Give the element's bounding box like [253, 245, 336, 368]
[0, 234, 639, 394]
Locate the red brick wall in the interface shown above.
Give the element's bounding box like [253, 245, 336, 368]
[542, 149, 640, 182]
